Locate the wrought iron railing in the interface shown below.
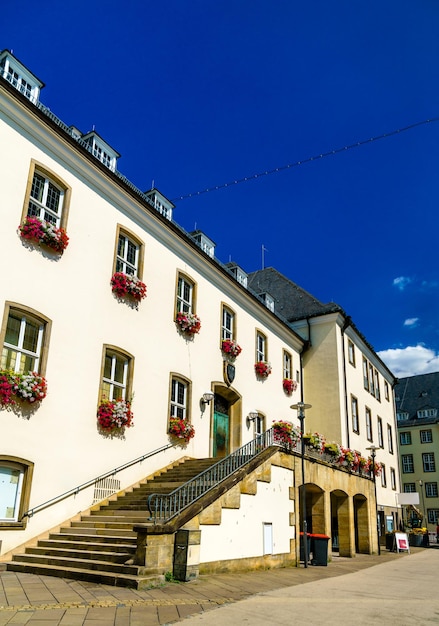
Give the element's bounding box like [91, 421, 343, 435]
[147, 432, 373, 525]
[147, 429, 281, 524]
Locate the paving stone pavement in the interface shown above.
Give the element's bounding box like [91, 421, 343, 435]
[0, 548, 430, 625]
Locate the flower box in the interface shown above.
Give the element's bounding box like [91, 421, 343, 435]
[272, 420, 300, 446]
[221, 339, 242, 359]
[19, 216, 69, 253]
[110, 272, 147, 302]
[175, 311, 201, 335]
[282, 378, 297, 395]
[254, 361, 272, 378]
[303, 432, 326, 452]
[0, 369, 47, 406]
[97, 399, 134, 432]
[169, 417, 195, 442]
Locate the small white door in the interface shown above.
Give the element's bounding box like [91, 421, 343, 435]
[0, 465, 23, 521]
[263, 522, 273, 554]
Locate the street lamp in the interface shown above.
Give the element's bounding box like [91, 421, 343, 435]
[418, 480, 426, 527]
[366, 445, 380, 555]
[291, 402, 312, 568]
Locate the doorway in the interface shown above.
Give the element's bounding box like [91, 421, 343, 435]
[213, 394, 230, 458]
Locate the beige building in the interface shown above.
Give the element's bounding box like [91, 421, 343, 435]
[396, 372, 439, 534]
[0, 50, 397, 582]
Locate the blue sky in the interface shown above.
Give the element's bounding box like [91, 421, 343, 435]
[4, 1, 439, 378]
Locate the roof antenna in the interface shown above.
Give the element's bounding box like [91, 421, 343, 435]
[151, 179, 154, 190]
[261, 244, 268, 270]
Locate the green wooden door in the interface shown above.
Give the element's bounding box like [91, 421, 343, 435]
[213, 410, 229, 458]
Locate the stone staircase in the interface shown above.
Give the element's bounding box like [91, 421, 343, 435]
[6, 457, 217, 588]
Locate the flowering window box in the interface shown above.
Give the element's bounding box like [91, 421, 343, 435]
[254, 361, 272, 378]
[0, 369, 47, 407]
[175, 311, 201, 335]
[282, 378, 297, 395]
[168, 417, 195, 442]
[272, 420, 300, 447]
[303, 432, 326, 453]
[221, 339, 242, 360]
[110, 272, 147, 302]
[97, 399, 134, 432]
[19, 216, 69, 254]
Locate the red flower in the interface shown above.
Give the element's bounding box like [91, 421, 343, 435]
[254, 361, 272, 378]
[282, 378, 297, 395]
[19, 216, 69, 253]
[110, 273, 147, 302]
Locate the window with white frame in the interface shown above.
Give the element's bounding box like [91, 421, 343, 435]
[400, 431, 412, 445]
[1, 307, 48, 374]
[374, 370, 381, 401]
[348, 340, 355, 366]
[387, 424, 394, 454]
[101, 348, 132, 402]
[402, 454, 414, 473]
[363, 358, 369, 391]
[369, 363, 375, 395]
[423, 453, 436, 473]
[381, 464, 387, 487]
[426, 482, 438, 498]
[0, 456, 34, 528]
[377, 417, 383, 448]
[283, 350, 292, 380]
[116, 232, 140, 276]
[256, 331, 267, 362]
[170, 377, 189, 420]
[24, 162, 69, 228]
[403, 482, 416, 492]
[390, 468, 396, 490]
[420, 429, 433, 444]
[176, 274, 195, 314]
[254, 414, 265, 437]
[221, 305, 234, 341]
[365, 407, 373, 441]
[351, 396, 359, 433]
[397, 412, 409, 421]
[384, 381, 389, 401]
[428, 509, 439, 524]
[417, 409, 437, 418]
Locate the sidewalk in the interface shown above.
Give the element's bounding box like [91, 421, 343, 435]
[0, 548, 435, 625]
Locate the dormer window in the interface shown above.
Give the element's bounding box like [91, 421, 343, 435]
[190, 230, 216, 259]
[144, 189, 174, 221]
[81, 131, 119, 171]
[259, 292, 275, 312]
[417, 408, 437, 419]
[0, 50, 44, 103]
[397, 412, 409, 421]
[226, 263, 248, 288]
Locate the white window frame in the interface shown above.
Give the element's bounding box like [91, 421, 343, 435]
[348, 340, 355, 366]
[381, 464, 387, 488]
[283, 351, 292, 380]
[390, 468, 396, 491]
[400, 432, 412, 445]
[377, 417, 383, 448]
[1, 312, 44, 374]
[365, 407, 373, 442]
[171, 378, 188, 420]
[420, 429, 433, 444]
[28, 171, 64, 227]
[176, 276, 193, 314]
[423, 453, 436, 473]
[256, 332, 267, 362]
[428, 509, 439, 524]
[402, 454, 414, 474]
[254, 414, 265, 437]
[102, 350, 129, 401]
[351, 396, 359, 433]
[387, 424, 394, 454]
[116, 233, 139, 276]
[426, 482, 438, 498]
[403, 482, 416, 493]
[221, 306, 234, 341]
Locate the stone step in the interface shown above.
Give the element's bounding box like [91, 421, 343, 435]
[58, 526, 137, 537]
[6, 560, 159, 589]
[39, 538, 136, 553]
[11, 552, 138, 575]
[49, 532, 137, 545]
[25, 545, 134, 563]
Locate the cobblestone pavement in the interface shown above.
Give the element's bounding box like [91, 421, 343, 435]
[0, 549, 425, 625]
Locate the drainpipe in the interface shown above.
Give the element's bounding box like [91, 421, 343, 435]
[341, 316, 352, 449]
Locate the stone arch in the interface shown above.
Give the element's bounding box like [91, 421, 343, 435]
[330, 488, 354, 557]
[353, 493, 371, 554]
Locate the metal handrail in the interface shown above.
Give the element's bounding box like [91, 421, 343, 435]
[21, 443, 174, 520]
[147, 428, 284, 524]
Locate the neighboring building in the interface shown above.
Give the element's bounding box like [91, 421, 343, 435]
[249, 268, 400, 539]
[0, 50, 394, 578]
[396, 372, 439, 532]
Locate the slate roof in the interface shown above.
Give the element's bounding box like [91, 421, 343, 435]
[395, 371, 439, 425]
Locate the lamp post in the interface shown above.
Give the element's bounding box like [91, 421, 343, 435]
[418, 480, 426, 527]
[291, 402, 312, 568]
[366, 445, 380, 555]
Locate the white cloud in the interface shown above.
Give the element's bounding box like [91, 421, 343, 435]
[403, 318, 419, 327]
[378, 345, 439, 378]
[393, 276, 412, 291]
